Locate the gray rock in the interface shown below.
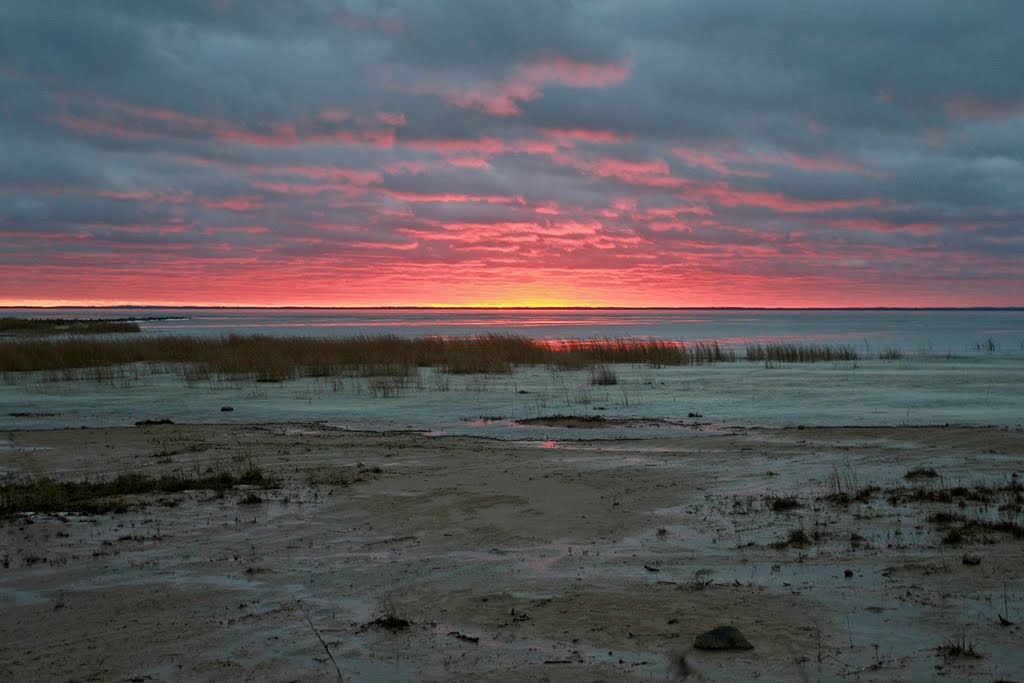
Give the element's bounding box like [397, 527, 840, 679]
[694, 625, 754, 650]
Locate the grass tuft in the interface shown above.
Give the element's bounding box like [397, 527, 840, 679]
[767, 495, 803, 512]
[937, 629, 982, 659]
[904, 467, 940, 481]
[589, 364, 618, 385]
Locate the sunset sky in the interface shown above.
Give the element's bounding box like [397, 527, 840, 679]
[1, 1, 1022, 308]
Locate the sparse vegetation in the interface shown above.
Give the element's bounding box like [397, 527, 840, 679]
[745, 342, 857, 363]
[824, 477, 1023, 509]
[365, 600, 413, 632]
[589, 364, 618, 385]
[937, 629, 982, 659]
[975, 338, 997, 352]
[238, 492, 263, 505]
[904, 467, 940, 481]
[0, 463, 275, 516]
[939, 518, 1024, 543]
[767, 495, 803, 512]
[515, 414, 607, 427]
[926, 511, 966, 525]
[822, 466, 877, 504]
[689, 568, 714, 590]
[307, 463, 382, 487]
[773, 527, 811, 548]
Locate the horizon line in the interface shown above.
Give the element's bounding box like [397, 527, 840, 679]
[3, 305, 1023, 312]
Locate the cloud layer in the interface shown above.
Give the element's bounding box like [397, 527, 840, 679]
[2, 1, 1022, 306]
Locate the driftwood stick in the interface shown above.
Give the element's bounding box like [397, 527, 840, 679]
[296, 600, 343, 681]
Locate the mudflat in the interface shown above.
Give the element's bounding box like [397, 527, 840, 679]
[1, 422, 1022, 681]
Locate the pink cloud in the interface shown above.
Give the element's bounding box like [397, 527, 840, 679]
[444, 157, 493, 169]
[945, 96, 1024, 121]
[672, 148, 734, 175]
[543, 128, 633, 144]
[253, 165, 382, 185]
[98, 190, 193, 204]
[820, 218, 943, 236]
[376, 111, 407, 126]
[200, 225, 271, 235]
[523, 56, 631, 88]
[250, 180, 368, 197]
[383, 160, 430, 175]
[697, 184, 882, 213]
[320, 108, 352, 123]
[757, 151, 881, 177]
[378, 190, 524, 205]
[575, 156, 688, 188]
[398, 56, 631, 117]
[403, 136, 507, 156]
[673, 146, 878, 177]
[199, 196, 262, 212]
[54, 95, 394, 148]
[533, 203, 561, 216]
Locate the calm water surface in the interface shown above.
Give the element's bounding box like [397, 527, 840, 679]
[3, 307, 1023, 355]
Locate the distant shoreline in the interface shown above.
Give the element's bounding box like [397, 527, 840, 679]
[3, 305, 1022, 312]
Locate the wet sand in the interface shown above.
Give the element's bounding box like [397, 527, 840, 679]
[2, 422, 1023, 681]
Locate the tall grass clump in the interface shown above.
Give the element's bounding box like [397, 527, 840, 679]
[745, 342, 857, 363]
[545, 338, 733, 369]
[879, 347, 904, 361]
[589, 364, 618, 385]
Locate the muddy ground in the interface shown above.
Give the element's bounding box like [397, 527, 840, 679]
[1, 422, 1023, 681]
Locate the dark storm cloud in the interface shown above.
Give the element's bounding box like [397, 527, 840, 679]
[1, 0, 1022, 305]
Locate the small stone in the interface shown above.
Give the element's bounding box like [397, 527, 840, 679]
[962, 554, 981, 566]
[694, 625, 754, 650]
[221, 406, 234, 412]
[844, 569, 854, 578]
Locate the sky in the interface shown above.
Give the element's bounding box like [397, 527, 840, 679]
[1, 1, 1022, 308]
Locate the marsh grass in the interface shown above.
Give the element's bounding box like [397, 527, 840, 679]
[937, 629, 982, 659]
[0, 317, 141, 336]
[879, 347, 904, 361]
[825, 477, 1022, 508]
[823, 466, 877, 504]
[0, 334, 737, 380]
[767, 495, 803, 512]
[938, 518, 1024, 544]
[904, 467, 940, 481]
[745, 343, 857, 363]
[589, 364, 618, 385]
[0, 463, 275, 516]
[772, 527, 814, 548]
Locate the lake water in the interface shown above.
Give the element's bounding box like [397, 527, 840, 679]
[3, 307, 1023, 431]
[3, 307, 1023, 356]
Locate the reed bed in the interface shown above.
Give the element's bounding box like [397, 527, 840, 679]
[0, 317, 140, 335]
[0, 334, 732, 380]
[0, 334, 881, 381]
[545, 338, 734, 368]
[744, 342, 858, 363]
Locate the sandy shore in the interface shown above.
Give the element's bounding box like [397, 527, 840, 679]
[1, 421, 1023, 681]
